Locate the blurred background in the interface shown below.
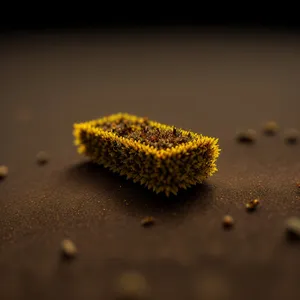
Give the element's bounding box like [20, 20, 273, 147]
[1, 8, 300, 300]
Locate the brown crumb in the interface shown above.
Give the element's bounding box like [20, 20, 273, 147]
[236, 129, 256, 143]
[0, 165, 8, 179]
[263, 121, 279, 135]
[36, 151, 49, 165]
[284, 128, 299, 144]
[141, 216, 155, 227]
[222, 215, 234, 228]
[246, 198, 260, 211]
[61, 239, 77, 259]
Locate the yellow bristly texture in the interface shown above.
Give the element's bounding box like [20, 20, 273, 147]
[73, 113, 221, 196]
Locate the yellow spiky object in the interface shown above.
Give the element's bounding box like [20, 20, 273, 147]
[73, 113, 220, 196]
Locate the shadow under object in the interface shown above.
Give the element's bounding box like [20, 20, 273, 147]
[66, 160, 214, 217]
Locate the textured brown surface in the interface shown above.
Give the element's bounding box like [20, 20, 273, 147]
[0, 29, 300, 300]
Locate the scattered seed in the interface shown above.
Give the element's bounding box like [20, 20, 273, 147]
[246, 198, 260, 211]
[222, 215, 234, 229]
[61, 239, 77, 259]
[0, 165, 8, 179]
[236, 129, 256, 143]
[263, 121, 279, 135]
[285, 128, 299, 144]
[297, 182, 300, 189]
[141, 216, 155, 227]
[286, 217, 300, 239]
[36, 151, 49, 165]
[116, 271, 149, 299]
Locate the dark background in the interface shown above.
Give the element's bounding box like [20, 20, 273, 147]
[0, 8, 299, 32]
[1, 12, 300, 300]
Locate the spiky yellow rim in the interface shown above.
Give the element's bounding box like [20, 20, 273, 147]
[73, 113, 221, 196]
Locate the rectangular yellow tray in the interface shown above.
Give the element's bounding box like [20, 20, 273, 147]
[73, 113, 220, 196]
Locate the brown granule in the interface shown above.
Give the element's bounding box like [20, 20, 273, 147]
[0, 165, 8, 179]
[222, 215, 234, 229]
[36, 151, 49, 165]
[236, 129, 257, 143]
[284, 129, 299, 144]
[263, 121, 279, 135]
[141, 216, 155, 227]
[61, 239, 77, 259]
[246, 198, 260, 211]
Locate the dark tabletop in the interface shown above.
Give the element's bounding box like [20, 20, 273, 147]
[0, 29, 300, 300]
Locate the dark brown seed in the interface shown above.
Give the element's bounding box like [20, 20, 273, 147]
[36, 151, 49, 165]
[150, 136, 157, 142]
[141, 216, 155, 227]
[61, 239, 77, 259]
[236, 129, 256, 143]
[263, 121, 279, 135]
[0, 165, 8, 179]
[246, 198, 260, 211]
[285, 129, 299, 144]
[222, 215, 234, 228]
